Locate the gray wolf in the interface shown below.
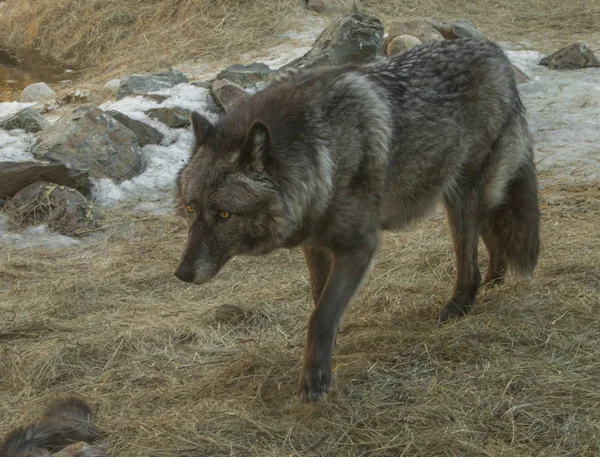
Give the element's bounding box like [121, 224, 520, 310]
[1, 398, 101, 456]
[174, 38, 540, 402]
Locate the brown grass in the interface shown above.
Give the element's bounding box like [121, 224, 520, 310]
[0, 0, 598, 79]
[1, 172, 599, 456]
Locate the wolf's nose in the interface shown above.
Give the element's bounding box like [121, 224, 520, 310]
[175, 265, 195, 283]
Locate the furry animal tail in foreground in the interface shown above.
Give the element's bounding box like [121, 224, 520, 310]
[1, 398, 102, 457]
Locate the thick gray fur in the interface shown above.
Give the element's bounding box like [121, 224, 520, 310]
[175, 37, 540, 402]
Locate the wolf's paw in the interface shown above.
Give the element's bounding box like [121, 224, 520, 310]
[298, 361, 331, 403]
[438, 301, 469, 325]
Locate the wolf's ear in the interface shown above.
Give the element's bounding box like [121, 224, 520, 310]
[241, 120, 271, 172]
[191, 112, 214, 149]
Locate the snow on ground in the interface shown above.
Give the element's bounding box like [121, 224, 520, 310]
[507, 51, 600, 181]
[0, 215, 80, 248]
[1, 41, 599, 247]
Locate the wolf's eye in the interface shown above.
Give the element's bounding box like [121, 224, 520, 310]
[218, 211, 230, 220]
[186, 204, 194, 214]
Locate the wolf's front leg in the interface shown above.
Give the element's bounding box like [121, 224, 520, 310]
[299, 236, 378, 403]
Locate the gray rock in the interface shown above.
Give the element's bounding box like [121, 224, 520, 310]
[210, 79, 248, 113]
[433, 18, 485, 40]
[216, 63, 277, 88]
[107, 110, 164, 146]
[387, 35, 422, 56]
[512, 65, 530, 84]
[5, 181, 100, 236]
[388, 20, 443, 44]
[306, 0, 359, 15]
[116, 70, 188, 100]
[32, 106, 143, 183]
[0, 108, 50, 133]
[146, 107, 191, 128]
[283, 13, 384, 69]
[20, 82, 56, 102]
[0, 161, 90, 200]
[539, 42, 600, 70]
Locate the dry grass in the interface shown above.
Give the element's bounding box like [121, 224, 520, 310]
[1, 173, 599, 456]
[0, 0, 598, 79]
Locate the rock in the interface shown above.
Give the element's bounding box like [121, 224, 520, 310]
[116, 70, 188, 100]
[216, 63, 277, 88]
[388, 19, 443, 44]
[433, 18, 485, 40]
[0, 161, 90, 200]
[306, 0, 359, 15]
[102, 79, 121, 94]
[146, 107, 191, 128]
[59, 80, 73, 87]
[539, 42, 600, 70]
[283, 13, 384, 69]
[512, 65, 530, 84]
[210, 79, 248, 113]
[0, 108, 50, 133]
[387, 35, 422, 56]
[20, 82, 56, 102]
[107, 110, 164, 146]
[32, 106, 143, 183]
[5, 181, 100, 236]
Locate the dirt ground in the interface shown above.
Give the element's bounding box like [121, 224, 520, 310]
[1, 1, 600, 456]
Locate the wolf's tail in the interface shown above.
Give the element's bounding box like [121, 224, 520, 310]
[1, 398, 100, 457]
[483, 158, 540, 282]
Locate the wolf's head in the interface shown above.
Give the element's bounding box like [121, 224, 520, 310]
[174, 112, 288, 284]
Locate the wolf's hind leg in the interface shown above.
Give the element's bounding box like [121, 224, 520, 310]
[302, 246, 332, 306]
[439, 186, 484, 324]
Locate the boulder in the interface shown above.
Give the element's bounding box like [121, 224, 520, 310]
[306, 0, 359, 15]
[146, 107, 191, 128]
[20, 82, 56, 102]
[210, 79, 249, 113]
[0, 161, 90, 200]
[5, 181, 100, 236]
[216, 63, 277, 88]
[433, 19, 485, 40]
[32, 106, 143, 183]
[539, 42, 600, 70]
[283, 13, 384, 69]
[107, 110, 164, 146]
[387, 35, 422, 56]
[116, 70, 188, 100]
[0, 108, 50, 133]
[388, 19, 443, 44]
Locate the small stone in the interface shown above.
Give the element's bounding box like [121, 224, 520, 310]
[539, 42, 600, 70]
[102, 79, 121, 94]
[108, 110, 164, 146]
[512, 65, 530, 84]
[210, 79, 248, 112]
[0, 108, 50, 133]
[20, 82, 56, 103]
[146, 107, 191, 128]
[388, 19, 443, 44]
[387, 35, 422, 56]
[117, 70, 188, 100]
[5, 181, 100, 236]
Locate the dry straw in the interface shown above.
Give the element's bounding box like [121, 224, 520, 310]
[1, 173, 599, 456]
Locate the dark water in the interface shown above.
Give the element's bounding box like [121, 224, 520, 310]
[0, 48, 68, 102]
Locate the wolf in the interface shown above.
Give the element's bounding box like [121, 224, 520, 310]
[174, 37, 540, 402]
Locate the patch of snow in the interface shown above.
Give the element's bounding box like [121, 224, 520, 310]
[506, 50, 600, 181]
[0, 129, 36, 162]
[0, 224, 80, 249]
[0, 101, 36, 119]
